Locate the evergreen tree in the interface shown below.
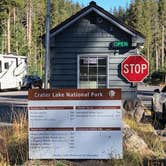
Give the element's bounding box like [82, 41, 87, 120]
[125, 0, 137, 28]
[150, 0, 160, 71]
[120, 0, 165, 72]
[0, 0, 81, 76]
[112, 7, 119, 17]
[159, 0, 166, 69]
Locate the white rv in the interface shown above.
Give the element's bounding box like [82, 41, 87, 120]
[0, 54, 27, 90]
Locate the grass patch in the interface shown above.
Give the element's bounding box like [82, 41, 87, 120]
[0, 112, 165, 165]
[109, 150, 143, 166]
[0, 111, 28, 165]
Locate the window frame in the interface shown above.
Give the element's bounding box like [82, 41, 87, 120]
[77, 54, 109, 89]
[4, 62, 9, 69]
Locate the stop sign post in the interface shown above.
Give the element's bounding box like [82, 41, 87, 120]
[121, 55, 149, 82]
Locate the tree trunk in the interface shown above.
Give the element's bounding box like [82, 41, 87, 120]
[4, 30, 7, 54]
[147, 42, 150, 62]
[26, 5, 29, 42]
[158, 48, 161, 66]
[16, 41, 18, 55]
[27, 0, 32, 56]
[28, 0, 32, 56]
[161, 25, 165, 68]
[1, 30, 6, 54]
[13, 7, 17, 54]
[26, 0, 32, 73]
[40, 31, 43, 77]
[7, 10, 11, 53]
[34, 43, 37, 73]
[13, 7, 16, 30]
[155, 44, 159, 71]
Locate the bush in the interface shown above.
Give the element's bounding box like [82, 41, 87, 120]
[145, 71, 166, 85]
[8, 137, 28, 165]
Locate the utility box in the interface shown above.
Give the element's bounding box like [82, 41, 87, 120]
[43, 1, 145, 100]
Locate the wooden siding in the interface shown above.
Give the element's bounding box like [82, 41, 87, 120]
[50, 11, 137, 99]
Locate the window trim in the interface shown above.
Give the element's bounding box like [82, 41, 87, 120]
[4, 62, 9, 69]
[77, 54, 109, 89]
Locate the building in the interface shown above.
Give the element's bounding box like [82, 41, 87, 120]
[43, 1, 145, 99]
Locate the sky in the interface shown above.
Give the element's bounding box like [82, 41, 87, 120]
[72, 0, 131, 12]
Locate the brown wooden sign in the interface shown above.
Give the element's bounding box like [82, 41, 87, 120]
[28, 88, 121, 100]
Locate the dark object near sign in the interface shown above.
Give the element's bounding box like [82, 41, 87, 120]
[21, 75, 42, 89]
[152, 84, 166, 128]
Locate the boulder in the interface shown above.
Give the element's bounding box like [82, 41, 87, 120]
[123, 100, 135, 117]
[123, 99, 144, 122]
[134, 105, 144, 123]
[122, 123, 154, 157]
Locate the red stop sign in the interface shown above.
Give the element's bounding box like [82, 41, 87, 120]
[121, 55, 149, 82]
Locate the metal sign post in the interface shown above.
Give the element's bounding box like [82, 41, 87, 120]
[44, 0, 50, 89]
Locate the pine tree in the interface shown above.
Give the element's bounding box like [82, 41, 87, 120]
[112, 7, 119, 17]
[150, 0, 160, 71]
[125, 0, 137, 28]
[0, 0, 81, 75]
[159, 0, 166, 69]
[118, 0, 163, 72]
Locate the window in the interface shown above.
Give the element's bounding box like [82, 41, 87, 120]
[16, 58, 18, 67]
[4, 62, 9, 69]
[78, 56, 108, 88]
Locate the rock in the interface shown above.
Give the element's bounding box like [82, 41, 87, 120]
[122, 123, 154, 157]
[123, 99, 144, 122]
[123, 100, 135, 117]
[134, 105, 144, 123]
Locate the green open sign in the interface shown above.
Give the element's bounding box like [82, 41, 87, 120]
[113, 41, 129, 47]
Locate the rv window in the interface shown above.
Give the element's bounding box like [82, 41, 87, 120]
[4, 62, 9, 69]
[0, 61, 2, 73]
[16, 59, 18, 67]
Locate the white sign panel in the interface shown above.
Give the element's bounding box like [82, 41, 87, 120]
[28, 89, 122, 159]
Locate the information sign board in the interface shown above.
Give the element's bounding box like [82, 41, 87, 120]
[28, 89, 122, 159]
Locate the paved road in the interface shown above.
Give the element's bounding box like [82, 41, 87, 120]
[0, 86, 162, 123]
[0, 90, 27, 104]
[0, 90, 28, 123]
[0, 90, 28, 99]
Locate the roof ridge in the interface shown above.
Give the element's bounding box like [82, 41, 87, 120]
[41, 2, 145, 40]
